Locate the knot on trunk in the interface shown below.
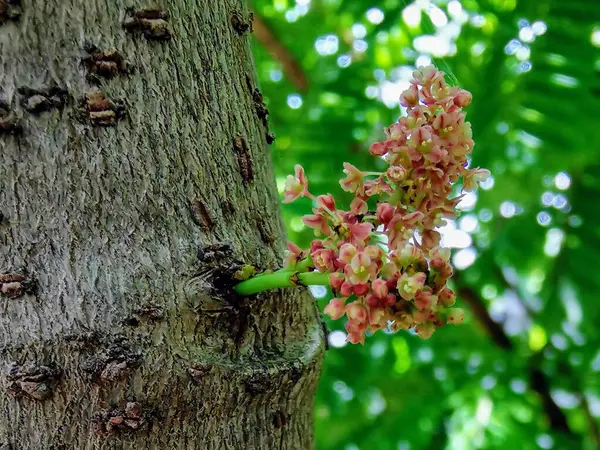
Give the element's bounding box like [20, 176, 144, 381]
[82, 336, 142, 383]
[0, 273, 37, 299]
[6, 362, 60, 401]
[83, 46, 130, 82]
[18, 86, 68, 114]
[0, 0, 21, 24]
[123, 8, 172, 40]
[92, 401, 150, 437]
[0, 102, 22, 135]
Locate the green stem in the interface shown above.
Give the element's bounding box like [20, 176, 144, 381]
[234, 269, 330, 296]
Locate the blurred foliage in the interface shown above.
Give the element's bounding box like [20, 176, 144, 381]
[252, 0, 600, 448]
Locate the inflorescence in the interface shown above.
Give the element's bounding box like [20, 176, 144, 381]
[235, 65, 490, 344]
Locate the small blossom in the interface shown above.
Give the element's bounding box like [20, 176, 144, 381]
[397, 272, 426, 301]
[346, 301, 368, 322]
[372, 278, 388, 298]
[339, 162, 364, 193]
[453, 89, 472, 108]
[348, 222, 373, 245]
[376, 203, 395, 226]
[324, 298, 346, 320]
[386, 165, 406, 182]
[414, 290, 438, 311]
[400, 84, 419, 107]
[339, 243, 357, 263]
[438, 288, 456, 306]
[350, 197, 368, 215]
[284, 241, 305, 268]
[447, 308, 465, 324]
[316, 193, 336, 212]
[302, 214, 332, 236]
[283, 165, 309, 203]
[463, 168, 491, 191]
[369, 141, 388, 156]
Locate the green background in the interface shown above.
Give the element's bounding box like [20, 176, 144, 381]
[252, 0, 600, 448]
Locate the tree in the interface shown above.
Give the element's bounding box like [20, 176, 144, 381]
[0, 1, 324, 448]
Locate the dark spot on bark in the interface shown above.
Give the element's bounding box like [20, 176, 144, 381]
[252, 90, 269, 128]
[190, 198, 214, 231]
[0, 212, 5, 223]
[82, 336, 142, 383]
[244, 75, 270, 129]
[0, 0, 21, 24]
[18, 86, 68, 114]
[124, 302, 164, 326]
[257, 219, 276, 245]
[0, 272, 36, 298]
[233, 135, 254, 183]
[272, 410, 290, 428]
[91, 401, 149, 437]
[266, 131, 275, 144]
[124, 317, 140, 327]
[83, 46, 130, 82]
[221, 198, 235, 215]
[289, 365, 303, 385]
[78, 90, 125, 127]
[0, 102, 22, 135]
[134, 303, 164, 321]
[65, 330, 101, 349]
[6, 362, 60, 401]
[230, 10, 253, 35]
[197, 243, 233, 264]
[245, 373, 274, 395]
[123, 8, 172, 41]
[187, 363, 213, 382]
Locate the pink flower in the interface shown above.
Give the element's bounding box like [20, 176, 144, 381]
[364, 176, 392, 197]
[376, 203, 395, 226]
[350, 197, 368, 215]
[386, 165, 406, 183]
[353, 283, 370, 297]
[283, 165, 309, 203]
[453, 89, 472, 108]
[339, 163, 364, 193]
[284, 241, 305, 268]
[346, 301, 368, 322]
[316, 194, 336, 212]
[312, 248, 336, 272]
[438, 288, 456, 306]
[369, 141, 388, 156]
[447, 308, 465, 325]
[324, 298, 346, 320]
[421, 229, 441, 251]
[348, 222, 373, 245]
[415, 322, 435, 339]
[412, 65, 440, 86]
[414, 290, 438, 311]
[302, 213, 332, 236]
[345, 252, 374, 285]
[339, 243, 357, 263]
[372, 278, 388, 298]
[463, 168, 491, 191]
[400, 84, 419, 107]
[329, 272, 345, 291]
[397, 272, 426, 301]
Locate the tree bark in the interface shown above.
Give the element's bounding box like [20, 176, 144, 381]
[0, 1, 324, 448]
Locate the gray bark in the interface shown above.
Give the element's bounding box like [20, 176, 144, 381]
[0, 1, 324, 449]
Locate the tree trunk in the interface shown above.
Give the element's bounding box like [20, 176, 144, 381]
[0, 1, 324, 448]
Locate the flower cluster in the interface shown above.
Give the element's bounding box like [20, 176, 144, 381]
[282, 65, 489, 344]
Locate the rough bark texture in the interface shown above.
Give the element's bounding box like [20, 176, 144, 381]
[0, 1, 324, 449]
